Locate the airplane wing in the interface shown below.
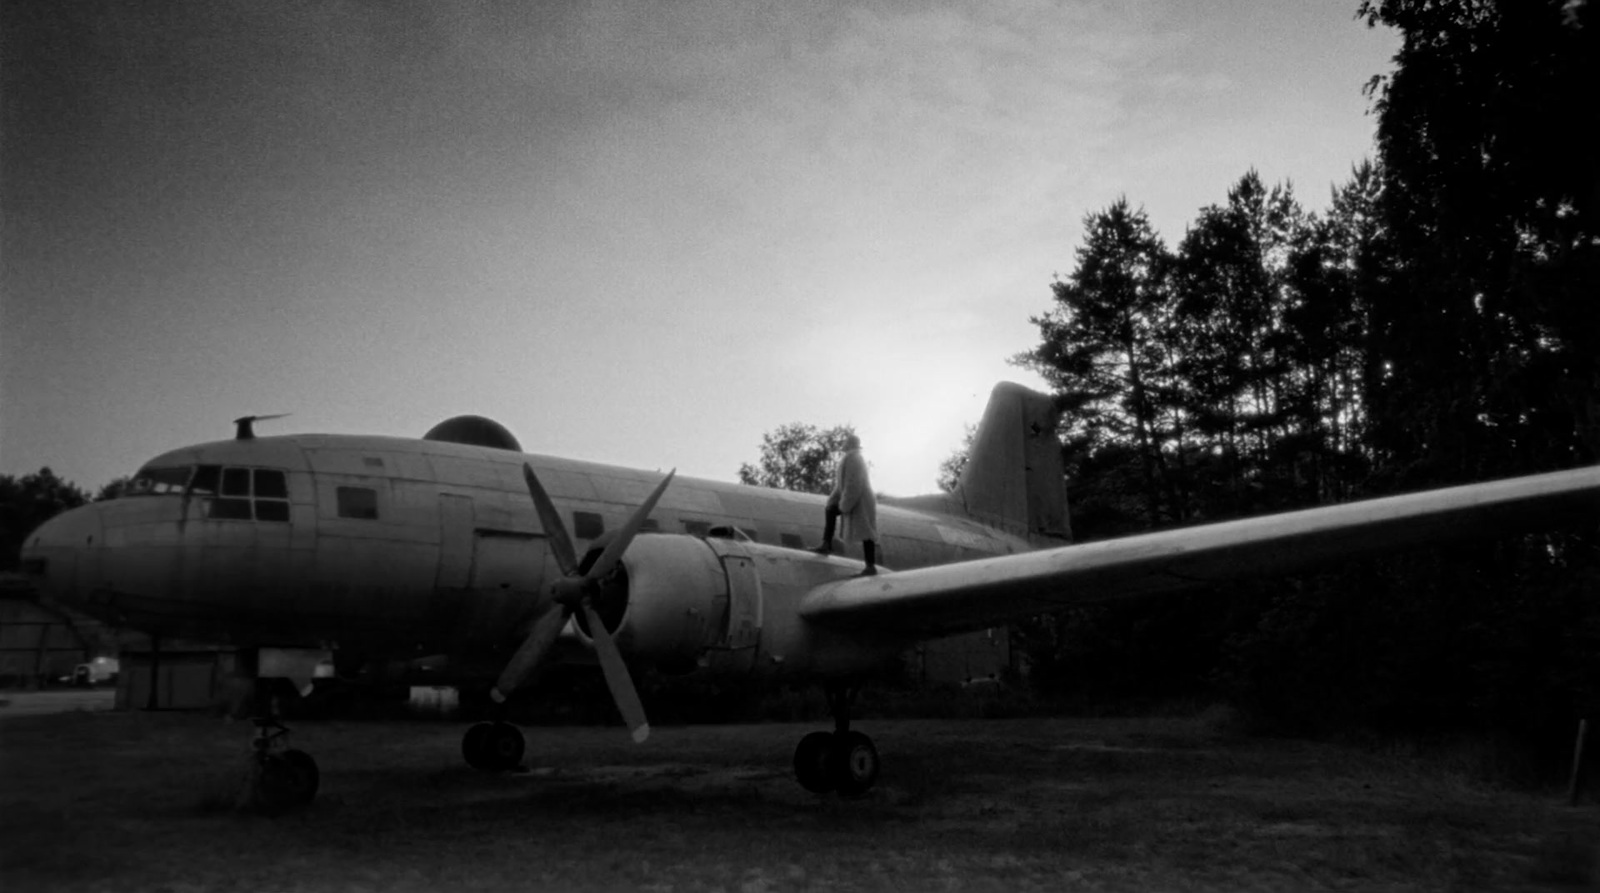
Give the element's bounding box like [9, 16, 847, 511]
[799, 466, 1600, 638]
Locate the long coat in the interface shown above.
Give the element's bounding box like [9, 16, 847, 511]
[828, 448, 878, 542]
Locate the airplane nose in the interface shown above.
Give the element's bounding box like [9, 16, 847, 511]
[20, 504, 104, 604]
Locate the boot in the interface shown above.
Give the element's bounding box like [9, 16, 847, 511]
[811, 507, 838, 554]
[857, 540, 878, 576]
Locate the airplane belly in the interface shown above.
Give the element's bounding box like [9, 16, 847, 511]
[303, 535, 437, 634]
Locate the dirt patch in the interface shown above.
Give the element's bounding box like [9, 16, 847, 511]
[0, 713, 1595, 891]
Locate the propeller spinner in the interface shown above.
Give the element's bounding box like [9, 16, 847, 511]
[490, 463, 675, 744]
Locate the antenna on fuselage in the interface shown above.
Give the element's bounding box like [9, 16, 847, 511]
[234, 414, 290, 440]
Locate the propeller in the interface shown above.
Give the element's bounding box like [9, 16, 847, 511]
[490, 463, 675, 744]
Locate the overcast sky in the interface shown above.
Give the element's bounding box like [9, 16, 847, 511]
[1, 1, 1398, 496]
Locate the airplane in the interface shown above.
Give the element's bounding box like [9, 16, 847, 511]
[18, 382, 1600, 810]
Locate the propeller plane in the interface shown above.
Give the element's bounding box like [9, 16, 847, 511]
[19, 383, 1600, 807]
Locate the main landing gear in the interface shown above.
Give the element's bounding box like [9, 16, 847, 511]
[793, 685, 880, 796]
[461, 721, 526, 772]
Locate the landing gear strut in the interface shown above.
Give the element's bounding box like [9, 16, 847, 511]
[461, 720, 526, 771]
[793, 684, 880, 796]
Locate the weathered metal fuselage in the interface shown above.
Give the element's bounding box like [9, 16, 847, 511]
[23, 434, 1030, 683]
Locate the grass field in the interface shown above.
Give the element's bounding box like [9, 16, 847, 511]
[2, 708, 1596, 892]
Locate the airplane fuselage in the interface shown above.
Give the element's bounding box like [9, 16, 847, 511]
[28, 433, 1033, 683]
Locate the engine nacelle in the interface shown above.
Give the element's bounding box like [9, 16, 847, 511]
[608, 535, 738, 669]
[596, 533, 906, 681]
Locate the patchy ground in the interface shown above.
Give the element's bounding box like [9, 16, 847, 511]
[1, 710, 1595, 891]
[0, 688, 114, 719]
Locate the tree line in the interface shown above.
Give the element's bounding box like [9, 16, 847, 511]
[0, 469, 128, 572]
[1005, 0, 1598, 741]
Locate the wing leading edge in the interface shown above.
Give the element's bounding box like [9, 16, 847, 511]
[800, 466, 1600, 638]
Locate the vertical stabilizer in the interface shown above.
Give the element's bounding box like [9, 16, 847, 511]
[952, 382, 1071, 543]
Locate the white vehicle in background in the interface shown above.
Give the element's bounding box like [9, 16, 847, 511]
[64, 656, 119, 687]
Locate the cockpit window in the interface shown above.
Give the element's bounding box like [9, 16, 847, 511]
[192, 465, 221, 495]
[254, 469, 288, 499]
[209, 497, 253, 520]
[254, 500, 290, 522]
[126, 466, 192, 496]
[187, 465, 292, 522]
[125, 463, 290, 521]
[207, 464, 252, 518]
[253, 470, 290, 521]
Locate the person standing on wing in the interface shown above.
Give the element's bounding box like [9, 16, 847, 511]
[812, 433, 879, 575]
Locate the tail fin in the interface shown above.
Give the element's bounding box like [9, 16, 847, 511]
[951, 382, 1070, 543]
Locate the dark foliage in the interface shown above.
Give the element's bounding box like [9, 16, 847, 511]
[94, 476, 132, 502]
[1017, 1, 1598, 745]
[0, 468, 89, 571]
[736, 422, 857, 495]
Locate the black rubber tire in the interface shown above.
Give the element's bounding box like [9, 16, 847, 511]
[482, 722, 525, 771]
[794, 731, 836, 794]
[280, 749, 320, 803]
[828, 730, 879, 796]
[255, 750, 319, 814]
[462, 722, 494, 770]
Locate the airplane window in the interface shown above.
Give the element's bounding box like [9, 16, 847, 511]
[209, 498, 252, 520]
[709, 526, 759, 542]
[740, 528, 759, 542]
[337, 486, 379, 520]
[254, 501, 290, 522]
[780, 533, 805, 549]
[127, 466, 191, 496]
[682, 520, 710, 537]
[191, 465, 221, 495]
[254, 469, 288, 499]
[222, 467, 251, 497]
[573, 511, 604, 540]
[639, 518, 660, 532]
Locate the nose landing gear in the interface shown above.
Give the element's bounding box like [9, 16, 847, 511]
[792, 685, 880, 796]
[241, 716, 320, 814]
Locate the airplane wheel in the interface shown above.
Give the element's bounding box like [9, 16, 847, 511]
[828, 731, 879, 796]
[794, 731, 836, 793]
[254, 749, 319, 814]
[462, 722, 494, 770]
[281, 749, 320, 802]
[482, 722, 525, 771]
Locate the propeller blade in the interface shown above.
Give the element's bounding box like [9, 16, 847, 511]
[585, 470, 676, 583]
[489, 603, 568, 704]
[582, 598, 649, 743]
[523, 463, 578, 576]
